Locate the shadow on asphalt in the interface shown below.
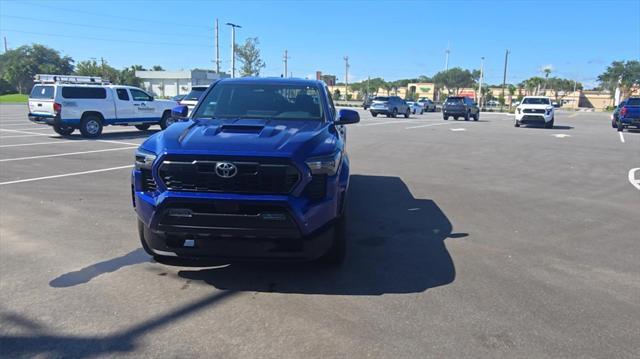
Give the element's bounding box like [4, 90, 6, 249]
[49, 248, 150, 288]
[57, 129, 160, 141]
[519, 125, 573, 130]
[178, 174, 460, 295]
[0, 291, 236, 358]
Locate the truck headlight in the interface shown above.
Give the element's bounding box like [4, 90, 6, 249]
[135, 148, 156, 170]
[305, 151, 342, 176]
[546, 108, 553, 115]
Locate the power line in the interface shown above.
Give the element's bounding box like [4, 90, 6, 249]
[19, 0, 212, 30]
[0, 14, 213, 39]
[0, 28, 213, 48]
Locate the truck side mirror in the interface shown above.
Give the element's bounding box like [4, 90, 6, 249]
[335, 109, 360, 125]
[172, 105, 188, 118]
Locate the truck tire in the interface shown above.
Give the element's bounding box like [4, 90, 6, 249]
[159, 111, 175, 130]
[371, 112, 378, 117]
[135, 124, 151, 131]
[318, 215, 346, 266]
[474, 112, 479, 121]
[515, 120, 520, 127]
[391, 108, 398, 118]
[443, 114, 448, 120]
[79, 115, 103, 138]
[464, 111, 470, 121]
[545, 117, 555, 129]
[53, 124, 74, 136]
[404, 109, 410, 118]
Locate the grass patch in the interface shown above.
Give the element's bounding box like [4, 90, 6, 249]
[0, 94, 28, 103]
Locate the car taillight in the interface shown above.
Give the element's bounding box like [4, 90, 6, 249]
[620, 107, 628, 117]
[53, 102, 62, 115]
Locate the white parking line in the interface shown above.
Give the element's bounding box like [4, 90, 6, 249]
[0, 140, 85, 148]
[0, 134, 49, 139]
[450, 128, 466, 132]
[0, 128, 49, 135]
[619, 132, 625, 143]
[0, 165, 134, 186]
[0, 123, 41, 127]
[358, 119, 428, 127]
[629, 168, 640, 191]
[0, 127, 52, 131]
[405, 122, 454, 130]
[0, 146, 138, 162]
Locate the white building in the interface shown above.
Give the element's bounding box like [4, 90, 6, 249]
[135, 70, 229, 98]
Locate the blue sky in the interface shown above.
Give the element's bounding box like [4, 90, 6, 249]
[1, 0, 639, 87]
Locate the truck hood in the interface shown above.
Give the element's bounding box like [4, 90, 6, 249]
[145, 118, 335, 158]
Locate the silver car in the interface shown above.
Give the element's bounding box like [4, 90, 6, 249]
[369, 96, 411, 118]
[406, 101, 424, 114]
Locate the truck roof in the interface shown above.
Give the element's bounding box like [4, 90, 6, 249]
[217, 77, 324, 87]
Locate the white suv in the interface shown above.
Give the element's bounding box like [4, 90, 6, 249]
[514, 96, 555, 128]
[28, 74, 178, 138]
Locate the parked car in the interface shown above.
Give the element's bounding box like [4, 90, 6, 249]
[406, 101, 424, 114]
[179, 85, 209, 115]
[613, 97, 640, 132]
[611, 100, 626, 128]
[369, 96, 411, 118]
[442, 96, 479, 121]
[418, 98, 437, 112]
[28, 74, 178, 137]
[514, 96, 555, 128]
[362, 96, 374, 109]
[132, 78, 360, 264]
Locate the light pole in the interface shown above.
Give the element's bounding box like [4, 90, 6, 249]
[478, 57, 484, 108]
[226, 22, 241, 78]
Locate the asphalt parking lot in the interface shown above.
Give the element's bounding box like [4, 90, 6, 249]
[1, 103, 639, 358]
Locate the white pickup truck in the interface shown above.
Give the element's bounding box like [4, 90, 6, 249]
[28, 75, 178, 138]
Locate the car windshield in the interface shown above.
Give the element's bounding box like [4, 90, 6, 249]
[446, 98, 464, 104]
[373, 96, 389, 101]
[192, 83, 323, 120]
[522, 98, 551, 105]
[183, 87, 207, 101]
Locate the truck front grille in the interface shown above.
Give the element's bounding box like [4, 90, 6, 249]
[158, 155, 300, 194]
[303, 175, 327, 201]
[141, 169, 157, 192]
[523, 109, 545, 114]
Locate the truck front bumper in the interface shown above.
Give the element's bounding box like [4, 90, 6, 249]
[515, 113, 553, 124]
[132, 169, 344, 261]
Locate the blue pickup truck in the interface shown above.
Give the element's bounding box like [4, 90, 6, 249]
[613, 97, 640, 132]
[131, 78, 360, 264]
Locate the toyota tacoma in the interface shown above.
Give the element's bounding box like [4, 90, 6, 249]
[132, 78, 360, 264]
[515, 96, 555, 128]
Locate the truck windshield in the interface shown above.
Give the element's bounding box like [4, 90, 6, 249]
[193, 83, 323, 120]
[183, 87, 207, 101]
[522, 98, 551, 105]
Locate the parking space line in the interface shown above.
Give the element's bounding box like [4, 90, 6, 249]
[98, 139, 141, 146]
[0, 127, 52, 131]
[619, 132, 625, 143]
[0, 123, 41, 127]
[0, 146, 138, 162]
[629, 168, 640, 191]
[0, 128, 49, 135]
[0, 134, 49, 139]
[0, 140, 85, 148]
[405, 122, 454, 130]
[0, 165, 134, 186]
[358, 119, 428, 127]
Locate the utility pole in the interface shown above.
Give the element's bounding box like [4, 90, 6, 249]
[215, 19, 220, 73]
[478, 56, 485, 108]
[3, 36, 7, 52]
[343, 56, 350, 100]
[445, 42, 450, 71]
[283, 50, 290, 78]
[226, 22, 241, 78]
[501, 49, 510, 112]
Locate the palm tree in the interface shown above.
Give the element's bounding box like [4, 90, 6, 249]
[542, 66, 553, 94]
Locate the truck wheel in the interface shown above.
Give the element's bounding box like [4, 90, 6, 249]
[515, 120, 520, 127]
[464, 111, 470, 121]
[545, 118, 555, 129]
[79, 115, 103, 138]
[53, 124, 74, 136]
[454, 116, 459, 120]
[371, 112, 378, 117]
[135, 124, 151, 131]
[404, 109, 410, 118]
[474, 112, 479, 121]
[391, 108, 398, 118]
[159, 111, 175, 130]
[611, 120, 617, 128]
[318, 215, 346, 266]
[617, 120, 624, 132]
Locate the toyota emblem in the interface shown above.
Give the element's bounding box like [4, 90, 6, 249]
[215, 162, 237, 178]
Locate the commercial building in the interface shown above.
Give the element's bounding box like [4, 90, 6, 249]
[135, 70, 229, 98]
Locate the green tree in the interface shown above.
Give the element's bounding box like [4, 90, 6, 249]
[234, 37, 266, 77]
[598, 60, 640, 98]
[0, 44, 74, 93]
[432, 67, 475, 95]
[151, 65, 164, 71]
[75, 59, 119, 82]
[333, 89, 341, 99]
[117, 67, 141, 87]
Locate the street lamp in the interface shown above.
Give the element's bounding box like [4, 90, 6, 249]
[226, 22, 242, 78]
[478, 57, 484, 108]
